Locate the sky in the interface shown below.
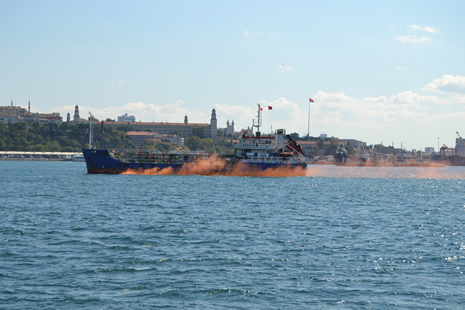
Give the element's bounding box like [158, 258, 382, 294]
[2, 0, 465, 151]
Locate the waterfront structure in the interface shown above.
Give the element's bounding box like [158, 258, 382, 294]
[0, 151, 80, 159]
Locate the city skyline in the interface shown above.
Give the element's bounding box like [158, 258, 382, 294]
[2, 1, 465, 150]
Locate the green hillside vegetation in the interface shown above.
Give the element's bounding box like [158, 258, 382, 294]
[0, 122, 134, 151]
[0, 122, 236, 154]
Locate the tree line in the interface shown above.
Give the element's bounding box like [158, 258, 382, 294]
[0, 122, 236, 154]
[0, 122, 134, 152]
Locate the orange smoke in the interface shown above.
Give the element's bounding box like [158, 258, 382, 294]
[121, 155, 307, 177]
[119, 157, 464, 178]
[307, 165, 465, 179]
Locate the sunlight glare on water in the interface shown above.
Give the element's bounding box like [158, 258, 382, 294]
[1, 161, 465, 308]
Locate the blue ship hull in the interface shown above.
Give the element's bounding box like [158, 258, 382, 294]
[82, 149, 183, 174]
[82, 149, 307, 176]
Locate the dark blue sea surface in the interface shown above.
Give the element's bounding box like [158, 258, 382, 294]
[2, 161, 465, 309]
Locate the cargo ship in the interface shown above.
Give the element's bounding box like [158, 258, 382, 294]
[82, 104, 307, 176]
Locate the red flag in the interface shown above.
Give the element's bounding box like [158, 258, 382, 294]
[268, 106, 272, 110]
[309, 98, 314, 102]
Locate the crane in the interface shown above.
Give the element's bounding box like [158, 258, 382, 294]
[457, 131, 465, 147]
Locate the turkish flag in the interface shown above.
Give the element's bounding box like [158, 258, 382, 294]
[309, 98, 314, 102]
[268, 106, 272, 110]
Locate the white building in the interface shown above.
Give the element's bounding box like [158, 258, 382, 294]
[117, 113, 136, 122]
[456, 138, 465, 157]
[424, 147, 435, 154]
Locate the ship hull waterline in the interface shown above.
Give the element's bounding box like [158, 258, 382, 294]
[83, 149, 307, 176]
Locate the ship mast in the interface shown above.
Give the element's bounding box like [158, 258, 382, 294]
[252, 103, 262, 136]
[89, 112, 93, 148]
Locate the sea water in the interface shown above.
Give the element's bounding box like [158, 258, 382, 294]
[1, 161, 465, 309]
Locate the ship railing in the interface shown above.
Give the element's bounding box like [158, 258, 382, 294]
[109, 149, 187, 164]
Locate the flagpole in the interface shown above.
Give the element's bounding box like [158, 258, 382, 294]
[307, 98, 310, 138]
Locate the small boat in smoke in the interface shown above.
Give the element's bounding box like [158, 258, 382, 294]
[333, 143, 350, 164]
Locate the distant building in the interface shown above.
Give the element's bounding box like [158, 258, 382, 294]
[218, 120, 235, 136]
[106, 109, 218, 140]
[126, 131, 184, 145]
[209, 109, 217, 139]
[117, 113, 136, 122]
[239, 127, 253, 136]
[165, 134, 184, 145]
[456, 138, 465, 157]
[0, 101, 29, 122]
[69, 105, 93, 124]
[126, 131, 160, 143]
[424, 147, 435, 154]
[0, 101, 54, 126]
[38, 113, 63, 125]
[297, 140, 331, 155]
[225, 120, 235, 135]
[73, 105, 80, 122]
[339, 139, 366, 149]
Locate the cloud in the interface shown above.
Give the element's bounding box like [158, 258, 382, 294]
[306, 90, 465, 149]
[243, 30, 263, 38]
[278, 64, 293, 71]
[395, 25, 438, 44]
[310, 90, 453, 130]
[51, 87, 465, 149]
[215, 98, 305, 132]
[52, 100, 206, 123]
[109, 79, 126, 86]
[422, 75, 465, 94]
[395, 35, 432, 43]
[408, 25, 439, 33]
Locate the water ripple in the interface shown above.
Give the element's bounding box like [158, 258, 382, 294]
[1, 162, 465, 308]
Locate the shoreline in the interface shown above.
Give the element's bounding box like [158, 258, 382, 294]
[0, 158, 74, 161]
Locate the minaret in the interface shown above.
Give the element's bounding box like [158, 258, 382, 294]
[184, 115, 188, 125]
[231, 120, 235, 135]
[11, 100, 13, 107]
[28, 100, 30, 112]
[73, 105, 80, 122]
[67, 113, 70, 122]
[210, 108, 217, 141]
